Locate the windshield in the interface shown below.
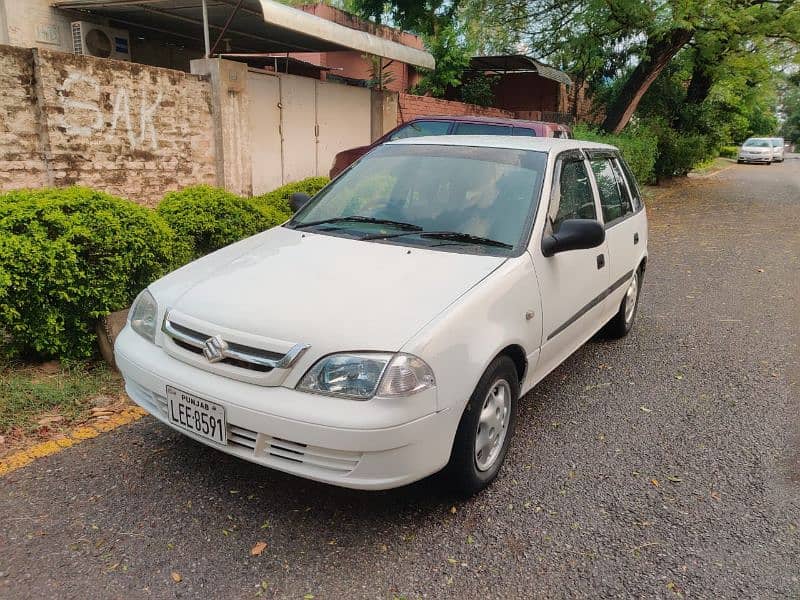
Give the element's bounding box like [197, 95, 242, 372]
[743, 139, 770, 148]
[288, 144, 546, 255]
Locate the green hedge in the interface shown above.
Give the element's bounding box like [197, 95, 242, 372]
[157, 185, 276, 260]
[719, 145, 739, 159]
[252, 176, 329, 215]
[651, 126, 712, 178]
[0, 187, 183, 359]
[572, 123, 658, 185]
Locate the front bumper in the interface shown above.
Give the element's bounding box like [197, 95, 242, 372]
[114, 327, 454, 490]
[738, 154, 771, 163]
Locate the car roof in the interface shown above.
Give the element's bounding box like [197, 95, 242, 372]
[405, 114, 570, 129]
[387, 135, 616, 153]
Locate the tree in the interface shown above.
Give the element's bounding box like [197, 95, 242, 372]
[466, 0, 799, 132]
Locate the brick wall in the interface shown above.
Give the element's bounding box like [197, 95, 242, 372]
[0, 45, 47, 190]
[397, 93, 514, 125]
[0, 45, 216, 205]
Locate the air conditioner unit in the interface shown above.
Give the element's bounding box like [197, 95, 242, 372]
[71, 22, 131, 61]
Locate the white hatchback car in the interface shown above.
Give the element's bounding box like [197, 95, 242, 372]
[115, 137, 648, 495]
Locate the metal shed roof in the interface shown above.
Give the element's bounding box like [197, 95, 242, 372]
[52, 0, 435, 68]
[469, 55, 572, 86]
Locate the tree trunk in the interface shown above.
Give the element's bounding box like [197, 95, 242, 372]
[674, 54, 714, 130]
[601, 28, 694, 133]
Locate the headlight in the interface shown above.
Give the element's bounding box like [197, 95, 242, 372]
[129, 289, 158, 343]
[297, 352, 435, 400]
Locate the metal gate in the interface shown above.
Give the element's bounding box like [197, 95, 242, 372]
[248, 71, 372, 195]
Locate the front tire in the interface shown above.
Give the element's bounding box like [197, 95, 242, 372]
[602, 268, 641, 338]
[446, 356, 519, 496]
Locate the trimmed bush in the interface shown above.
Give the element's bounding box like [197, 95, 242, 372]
[0, 187, 183, 360]
[253, 176, 330, 216]
[719, 145, 739, 159]
[157, 185, 275, 260]
[572, 123, 658, 185]
[651, 126, 712, 178]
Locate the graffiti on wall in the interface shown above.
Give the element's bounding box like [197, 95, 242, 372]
[58, 71, 163, 150]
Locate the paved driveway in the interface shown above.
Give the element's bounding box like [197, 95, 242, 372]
[1, 159, 798, 599]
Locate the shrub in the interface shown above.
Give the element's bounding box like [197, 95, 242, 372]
[0, 187, 182, 360]
[253, 176, 330, 217]
[718, 145, 739, 159]
[157, 185, 274, 260]
[651, 125, 712, 178]
[573, 123, 658, 185]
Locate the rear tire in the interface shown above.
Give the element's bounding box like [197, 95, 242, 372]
[602, 268, 641, 339]
[446, 356, 519, 497]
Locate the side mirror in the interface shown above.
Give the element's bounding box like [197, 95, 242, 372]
[542, 219, 605, 257]
[290, 192, 311, 213]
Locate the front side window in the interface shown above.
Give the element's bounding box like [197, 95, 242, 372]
[547, 157, 597, 235]
[453, 123, 513, 135]
[289, 144, 547, 256]
[590, 157, 633, 225]
[389, 120, 451, 141]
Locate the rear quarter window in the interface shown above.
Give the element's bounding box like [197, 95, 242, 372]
[453, 123, 513, 135]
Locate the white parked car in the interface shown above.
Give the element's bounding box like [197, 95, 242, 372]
[737, 138, 776, 164]
[769, 137, 785, 162]
[115, 137, 648, 495]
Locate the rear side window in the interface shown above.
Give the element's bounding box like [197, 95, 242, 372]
[512, 127, 537, 137]
[453, 123, 513, 135]
[616, 156, 642, 210]
[547, 157, 597, 234]
[590, 157, 633, 225]
[389, 120, 451, 140]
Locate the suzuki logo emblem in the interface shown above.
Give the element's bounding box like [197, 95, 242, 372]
[202, 335, 228, 363]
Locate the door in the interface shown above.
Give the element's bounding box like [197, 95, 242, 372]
[247, 72, 283, 194]
[280, 74, 318, 184]
[587, 153, 642, 312]
[315, 80, 371, 177]
[531, 150, 611, 381]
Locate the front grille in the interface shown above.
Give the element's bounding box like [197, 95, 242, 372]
[173, 338, 272, 372]
[161, 311, 309, 375]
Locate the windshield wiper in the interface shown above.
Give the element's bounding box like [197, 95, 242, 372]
[293, 216, 423, 231]
[362, 230, 513, 249]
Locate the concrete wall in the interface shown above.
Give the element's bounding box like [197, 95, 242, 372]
[0, 44, 216, 205]
[397, 93, 514, 125]
[1, 0, 75, 54]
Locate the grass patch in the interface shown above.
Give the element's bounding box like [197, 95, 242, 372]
[0, 361, 123, 434]
[691, 157, 732, 175]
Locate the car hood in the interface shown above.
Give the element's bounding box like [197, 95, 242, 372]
[742, 146, 770, 152]
[153, 226, 506, 352]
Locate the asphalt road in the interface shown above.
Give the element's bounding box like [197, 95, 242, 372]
[1, 158, 798, 600]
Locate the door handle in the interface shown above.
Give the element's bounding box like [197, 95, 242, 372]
[597, 254, 605, 269]
[634, 232, 639, 245]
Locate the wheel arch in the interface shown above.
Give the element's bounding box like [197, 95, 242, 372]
[496, 344, 527, 388]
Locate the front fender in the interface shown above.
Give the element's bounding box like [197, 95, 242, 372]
[400, 255, 542, 417]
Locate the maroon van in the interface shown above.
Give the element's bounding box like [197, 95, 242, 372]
[330, 115, 572, 178]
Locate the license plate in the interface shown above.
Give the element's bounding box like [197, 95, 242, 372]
[167, 386, 227, 445]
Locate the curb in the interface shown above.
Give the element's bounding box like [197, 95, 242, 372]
[690, 164, 735, 179]
[0, 406, 147, 477]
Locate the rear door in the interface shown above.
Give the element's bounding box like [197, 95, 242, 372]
[587, 151, 645, 313]
[532, 150, 611, 380]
